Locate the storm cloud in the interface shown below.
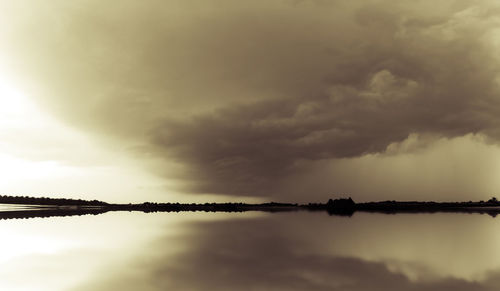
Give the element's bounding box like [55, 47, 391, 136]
[3, 0, 500, 198]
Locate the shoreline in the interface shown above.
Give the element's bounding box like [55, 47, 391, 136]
[1, 196, 500, 219]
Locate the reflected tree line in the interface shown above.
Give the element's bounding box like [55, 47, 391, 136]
[0, 209, 108, 220]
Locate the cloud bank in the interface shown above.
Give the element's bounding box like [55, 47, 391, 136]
[3, 0, 500, 199]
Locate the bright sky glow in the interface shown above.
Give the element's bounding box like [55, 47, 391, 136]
[0, 68, 174, 203]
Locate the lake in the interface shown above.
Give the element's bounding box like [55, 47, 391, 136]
[0, 210, 498, 290]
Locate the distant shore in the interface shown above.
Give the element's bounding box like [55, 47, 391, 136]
[1, 195, 500, 219]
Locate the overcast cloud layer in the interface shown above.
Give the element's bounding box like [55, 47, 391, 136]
[3, 0, 500, 200]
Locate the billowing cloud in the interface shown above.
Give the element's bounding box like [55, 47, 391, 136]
[3, 0, 500, 198]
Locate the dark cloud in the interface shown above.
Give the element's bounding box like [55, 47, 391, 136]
[151, 6, 500, 195]
[4, 0, 500, 197]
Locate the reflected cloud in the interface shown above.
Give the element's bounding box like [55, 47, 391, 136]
[71, 212, 500, 291]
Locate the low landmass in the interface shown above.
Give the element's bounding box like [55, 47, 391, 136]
[1, 195, 500, 219]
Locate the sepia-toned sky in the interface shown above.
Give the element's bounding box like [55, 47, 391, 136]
[2, 0, 500, 202]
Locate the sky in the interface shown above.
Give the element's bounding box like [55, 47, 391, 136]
[1, 0, 500, 203]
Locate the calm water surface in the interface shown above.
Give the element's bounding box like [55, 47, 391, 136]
[0, 211, 499, 291]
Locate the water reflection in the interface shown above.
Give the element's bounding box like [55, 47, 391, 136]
[1, 211, 500, 290]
